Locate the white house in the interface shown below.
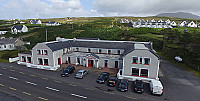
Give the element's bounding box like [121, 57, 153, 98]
[30, 20, 42, 24]
[187, 21, 197, 27]
[11, 25, 28, 34]
[0, 31, 8, 35]
[158, 19, 164, 23]
[46, 21, 61, 26]
[165, 19, 171, 24]
[0, 37, 25, 51]
[170, 21, 177, 26]
[179, 21, 187, 27]
[18, 37, 160, 81]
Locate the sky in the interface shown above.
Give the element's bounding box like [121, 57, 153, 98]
[0, 0, 200, 19]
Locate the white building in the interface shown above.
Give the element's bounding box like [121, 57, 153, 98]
[46, 21, 61, 26]
[11, 25, 28, 34]
[0, 31, 8, 35]
[170, 21, 177, 26]
[187, 21, 197, 27]
[0, 37, 25, 51]
[179, 21, 187, 27]
[30, 20, 42, 24]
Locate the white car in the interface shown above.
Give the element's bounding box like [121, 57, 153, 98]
[75, 70, 88, 79]
[150, 80, 163, 96]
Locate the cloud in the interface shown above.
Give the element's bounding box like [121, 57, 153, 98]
[92, 0, 200, 16]
[0, 0, 89, 19]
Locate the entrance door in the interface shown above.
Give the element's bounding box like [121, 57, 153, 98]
[68, 57, 71, 64]
[115, 61, 118, 68]
[58, 58, 61, 65]
[88, 60, 93, 67]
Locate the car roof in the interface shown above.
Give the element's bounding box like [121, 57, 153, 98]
[120, 79, 128, 83]
[109, 76, 116, 79]
[101, 72, 109, 74]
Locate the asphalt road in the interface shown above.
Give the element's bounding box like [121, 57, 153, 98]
[0, 60, 199, 101]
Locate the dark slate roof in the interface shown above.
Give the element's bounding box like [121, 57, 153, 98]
[46, 41, 72, 52]
[11, 25, 23, 30]
[87, 53, 99, 59]
[46, 21, 56, 24]
[30, 20, 40, 24]
[0, 38, 18, 44]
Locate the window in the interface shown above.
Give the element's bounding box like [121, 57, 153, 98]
[44, 59, 48, 65]
[117, 50, 120, 55]
[38, 58, 43, 65]
[22, 56, 26, 62]
[104, 60, 108, 67]
[88, 48, 91, 52]
[27, 57, 31, 63]
[108, 50, 111, 54]
[139, 57, 142, 64]
[76, 48, 79, 51]
[144, 58, 150, 65]
[99, 49, 102, 53]
[37, 50, 41, 55]
[132, 57, 138, 64]
[4, 45, 6, 48]
[115, 61, 118, 68]
[132, 68, 139, 76]
[43, 50, 48, 55]
[9, 45, 12, 48]
[77, 58, 80, 64]
[140, 69, 148, 77]
[63, 49, 65, 54]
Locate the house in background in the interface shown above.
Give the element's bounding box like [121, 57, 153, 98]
[179, 21, 187, 27]
[187, 21, 197, 27]
[170, 21, 177, 26]
[0, 37, 27, 51]
[46, 21, 61, 26]
[18, 37, 160, 81]
[30, 20, 42, 24]
[0, 31, 8, 35]
[11, 25, 28, 34]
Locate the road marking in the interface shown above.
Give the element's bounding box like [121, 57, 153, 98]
[85, 88, 95, 90]
[30, 74, 36, 77]
[9, 76, 18, 80]
[71, 93, 87, 99]
[10, 66, 13, 67]
[38, 97, 48, 101]
[2, 67, 6, 69]
[23, 92, 31, 96]
[54, 80, 62, 83]
[0, 74, 2, 76]
[125, 96, 137, 100]
[10, 69, 15, 71]
[0, 84, 4, 86]
[26, 81, 37, 86]
[9, 87, 16, 91]
[69, 84, 77, 86]
[19, 72, 25, 74]
[41, 77, 48, 80]
[45, 86, 59, 92]
[104, 92, 114, 95]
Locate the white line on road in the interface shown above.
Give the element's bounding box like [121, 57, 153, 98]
[26, 81, 37, 86]
[45, 86, 59, 92]
[71, 93, 87, 99]
[9, 76, 18, 80]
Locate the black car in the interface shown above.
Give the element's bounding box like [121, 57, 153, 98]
[133, 80, 144, 93]
[118, 79, 128, 92]
[61, 66, 75, 77]
[96, 72, 110, 84]
[107, 76, 117, 87]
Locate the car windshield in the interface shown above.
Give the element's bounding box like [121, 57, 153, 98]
[120, 82, 127, 87]
[109, 77, 116, 81]
[136, 83, 143, 88]
[99, 75, 106, 79]
[76, 72, 82, 75]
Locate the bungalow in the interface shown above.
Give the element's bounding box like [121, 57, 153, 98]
[30, 20, 42, 24]
[170, 21, 177, 26]
[46, 21, 61, 26]
[18, 37, 160, 81]
[0, 31, 7, 35]
[179, 21, 187, 27]
[0, 37, 26, 51]
[187, 21, 197, 28]
[165, 19, 171, 24]
[11, 25, 28, 34]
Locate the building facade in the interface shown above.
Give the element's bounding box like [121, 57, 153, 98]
[11, 25, 28, 34]
[18, 38, 160, 80]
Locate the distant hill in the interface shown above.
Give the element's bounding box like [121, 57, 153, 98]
[156, 12, 200, 19]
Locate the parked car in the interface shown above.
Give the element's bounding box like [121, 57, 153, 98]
[61, 65, 75, 77]
[75, 70, 88, 79]
[96, 72, 110, 84]
[150, 80, 163, 96]
[107, 76, 117, 87]
[118, 79, 128, 92]
[133, 80, 144, 93]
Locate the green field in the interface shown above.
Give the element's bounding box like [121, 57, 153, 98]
[0, 17, 199, 76]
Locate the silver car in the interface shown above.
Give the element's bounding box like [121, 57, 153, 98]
[75, 70, 88, 79]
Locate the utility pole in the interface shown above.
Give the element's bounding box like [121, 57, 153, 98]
[46, 29, 47, 42]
